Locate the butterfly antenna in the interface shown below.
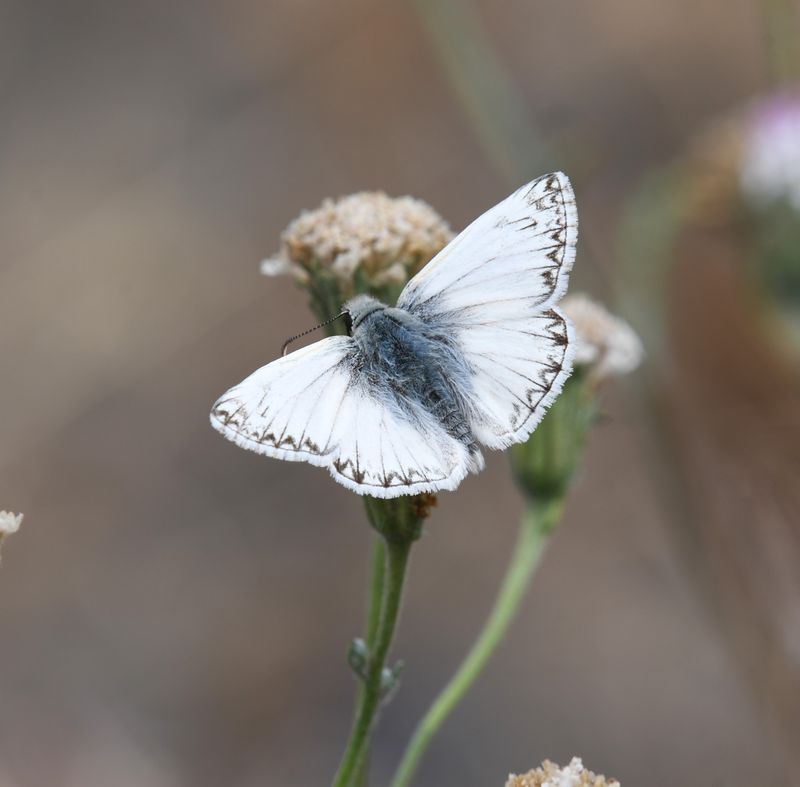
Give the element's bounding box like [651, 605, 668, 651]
[281, 312, 348, 356]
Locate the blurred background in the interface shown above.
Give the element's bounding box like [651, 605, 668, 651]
[1, 1, 799, 785]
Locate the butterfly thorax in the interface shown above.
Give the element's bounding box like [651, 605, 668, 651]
[344, 295, 478, 454]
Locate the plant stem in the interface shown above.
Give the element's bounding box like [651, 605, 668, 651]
[364, 536, 387, 647]
[353, 536, 387, 787]
[411, 0, 548, 185]
[762, 0, 800, 85]
[389, 498, 564, 787]
[333, 536, 412, 787]
[410, 0, 606, 294]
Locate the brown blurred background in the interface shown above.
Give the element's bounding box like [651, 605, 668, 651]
[1, 2, 798, 786]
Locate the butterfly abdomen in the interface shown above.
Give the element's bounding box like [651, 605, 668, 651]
[352, 305, 479, 458]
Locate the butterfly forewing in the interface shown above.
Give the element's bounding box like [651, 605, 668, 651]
[398, 172, 576, 316]
[398, 172, 577, 448]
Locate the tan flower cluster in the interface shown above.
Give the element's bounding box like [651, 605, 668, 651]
[561, 294, 643, 382]
[506, 757, 619, 787]
[261, 192, 453, 288]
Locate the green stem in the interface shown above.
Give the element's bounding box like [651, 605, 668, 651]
[389, 498, 564, 787]
[353, 536, 387, 787]
[364, 536, 387, 647]
[762, 0, 800, 85]
[333, 537, 412, 787]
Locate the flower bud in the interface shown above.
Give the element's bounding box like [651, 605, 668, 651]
[510, 368, 595, 503]
[510, 296, 642, 503]
[363, 494, 430, 544]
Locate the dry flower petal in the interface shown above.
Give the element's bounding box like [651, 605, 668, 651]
[260, 256, 310, 284]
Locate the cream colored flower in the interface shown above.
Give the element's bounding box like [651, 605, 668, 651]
[506, 757, 619, 787]
[561, 294, 643, 381]
[0, 511, 23, 535]
[261, 192, 453, 289]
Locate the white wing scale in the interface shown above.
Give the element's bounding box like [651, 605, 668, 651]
[210, 336, 473, 498]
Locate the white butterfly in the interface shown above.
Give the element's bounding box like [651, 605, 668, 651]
[211, 173, 577, 498]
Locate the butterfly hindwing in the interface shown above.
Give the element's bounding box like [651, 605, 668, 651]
[448, 308, 574, 448]
[210, 336, 472, 497]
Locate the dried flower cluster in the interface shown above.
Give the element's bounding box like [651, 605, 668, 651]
[262, 192, 453, 289]
[506, 757, 619, 787]
[561, 294, 643, 381]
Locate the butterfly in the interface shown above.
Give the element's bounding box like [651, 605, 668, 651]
[210, 172, 577, 498]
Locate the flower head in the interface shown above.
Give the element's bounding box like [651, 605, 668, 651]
[0, 511, 22, 536]
[740, 89, 800, 211]
[561, 294, 643, 383]
[261, 192, 453, 322]
[506, 757, 619, 787]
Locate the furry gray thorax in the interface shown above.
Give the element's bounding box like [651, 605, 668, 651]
[343, 295, 478, 455]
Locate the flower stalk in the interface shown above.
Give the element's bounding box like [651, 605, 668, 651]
[390, 497, 563, 787]
[390, 294, 642, 786]
[351, 535, 386, 787]
[761, 0, 800, 85]
[333, 537, 411, 787]
[333, 497, 426, 787]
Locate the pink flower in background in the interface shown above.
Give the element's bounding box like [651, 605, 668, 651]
[740, 89, 800, 210]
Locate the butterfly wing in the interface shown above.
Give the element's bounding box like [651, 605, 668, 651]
[210, 336, 473, 497]
[397, 172, 577, 448]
